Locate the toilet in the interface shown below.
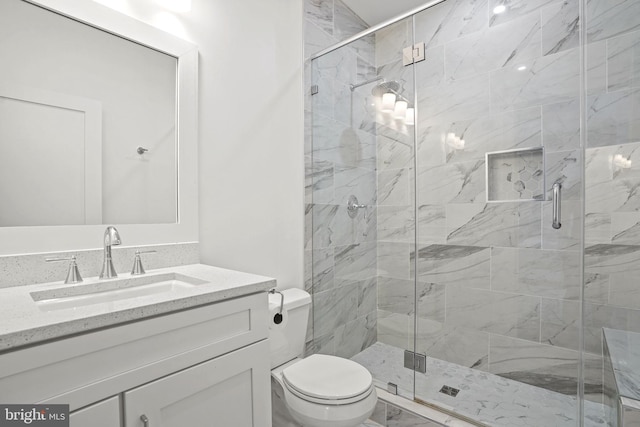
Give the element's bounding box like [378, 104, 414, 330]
[268, 288, 377, 427]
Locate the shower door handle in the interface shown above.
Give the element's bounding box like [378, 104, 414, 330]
[552, 183, 562, 229]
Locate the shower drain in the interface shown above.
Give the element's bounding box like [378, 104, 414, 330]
[439, 385, 460, 397]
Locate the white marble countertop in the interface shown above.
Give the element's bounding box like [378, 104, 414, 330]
[0, 263, 276, 352]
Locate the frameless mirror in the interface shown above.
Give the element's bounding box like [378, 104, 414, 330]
[0, 0, 178, 226]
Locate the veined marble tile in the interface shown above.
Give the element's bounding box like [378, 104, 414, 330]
[304, 249, 313, 294]
[486, 148, 544, 202]
[541, 297, 580, 351]
[307, 159, 334, 204]
[353, 342, 611, 427]
[377, 134, 413, 171]
[313, 282, 359, 337]
[351, 86, 378, 135]
[542, 199, 583, 250]
[386, 403, 443, 427]
[491, 47, 580, 112]
[433, 107, 542, 164]
[378, 205, 415, 243]
[305, 0, 333, 36]
[334, 241, 377, 281]
[377, 309, 412, 350]
[608, 30, 640, 92]
[355, 276, 377, 317]
[587, 41, 608, 96]
[334, 0, 374, 64]
[446, 202, 542, 248]
[334, 312, 376, 358]
[541, 0, 579, 56]
[584, 301, 640, 354]
[375, 19, 411, 67]
[305, 18, 338, 58]
[312, 247, 334, 293]
[488, 0, 559, 27]
[415, 318, 489, 370]
[378, 168, 411, 206]
[357, 56, 376, 83]
[305, 204, 313, 251]
[445, 12, 541, 82]
[377, 276, 415, 316]
[446, 285, 541, 341]
[603, 328, 640, 400]
[586, 0, 640, 43]
[542, 99, 580, 152]
[417, 160, 486, 205]
[311, 74, 335, 121]
[305, 330, 335, 356]
[335, 164, 376, 206]
[586, 89, 640, 148]
[418, 72, 491, 126]
[377, 241, 411, 280]
[417, 205, 447, 244]
[612, 212, 640, 245]
[545, 149, 581, 200]
[416, 244, 490, 289]
[585, 212, 612, 245]
[491, 247, 581, 299]
[414, 45, 446, 89]
[414, 0, 489, 49]
[584, 268, 609, 305]
[314, 39, 357, 86]
[488, 334, 582, 396]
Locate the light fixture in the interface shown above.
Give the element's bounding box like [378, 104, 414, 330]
[493, 4, 507, 14]
[405, 108, 415, 125]
[382, 93, 396, 112]
[517, 65, 527, 71]
[613, 154, 632, 169]
[156, 0, 192, 13]
[393, 100, 408, 119]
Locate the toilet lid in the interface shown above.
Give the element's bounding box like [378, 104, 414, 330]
[282, 354, 373, 401]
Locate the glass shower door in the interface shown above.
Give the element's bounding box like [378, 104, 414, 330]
[309, 16, 418, 400]
[412, 1, 586, 426]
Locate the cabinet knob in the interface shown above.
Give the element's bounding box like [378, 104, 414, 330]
[140, 414, 150, 426]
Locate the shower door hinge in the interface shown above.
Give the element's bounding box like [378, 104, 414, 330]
[403, 42, 425, 66]
[310, 85, 319, 95]
[404, 349, 427, 373]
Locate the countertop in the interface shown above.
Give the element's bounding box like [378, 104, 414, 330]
[0, 264, 276, 352]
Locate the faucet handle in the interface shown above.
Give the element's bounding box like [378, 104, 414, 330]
[46, 255, 83, 284]
[131, 250, 157, 276]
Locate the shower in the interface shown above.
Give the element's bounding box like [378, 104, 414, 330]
[306, 1, 640, 426]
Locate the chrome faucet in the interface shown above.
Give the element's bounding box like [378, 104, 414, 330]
[100, 226, 121, 279]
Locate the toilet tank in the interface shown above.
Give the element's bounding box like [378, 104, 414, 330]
[268, 288, 311, 369]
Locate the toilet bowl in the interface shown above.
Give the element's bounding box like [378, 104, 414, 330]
[268, 289, 377, 427]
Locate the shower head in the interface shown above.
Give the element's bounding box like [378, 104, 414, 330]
[371, 80, 401, 97]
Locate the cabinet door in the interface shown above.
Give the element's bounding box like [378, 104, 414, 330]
[70, 396, 121, 427]
[124, 340, 271, 427]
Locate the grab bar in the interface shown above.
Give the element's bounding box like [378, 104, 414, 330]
[552, 183, 562, 229]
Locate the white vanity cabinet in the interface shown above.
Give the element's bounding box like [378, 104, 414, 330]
[124, 340, 270, 426]
[70, 397, 121, 427]
[0, 292, 272, 427]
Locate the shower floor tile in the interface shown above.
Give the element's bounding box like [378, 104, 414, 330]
[352, 342, 611, 427]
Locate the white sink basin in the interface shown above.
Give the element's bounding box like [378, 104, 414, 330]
[31, 272, 208, 312]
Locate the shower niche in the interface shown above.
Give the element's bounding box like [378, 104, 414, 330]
[485, 147, 545, 202]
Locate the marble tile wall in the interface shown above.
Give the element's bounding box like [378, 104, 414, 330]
[304, 0, 378, 358]
[373, 0, 591, 403]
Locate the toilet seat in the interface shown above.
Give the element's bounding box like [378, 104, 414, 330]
[282, 354, 373, 405]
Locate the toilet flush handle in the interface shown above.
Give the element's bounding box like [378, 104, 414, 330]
[269, 288, 285, 324]
[140, 415, 149, 426]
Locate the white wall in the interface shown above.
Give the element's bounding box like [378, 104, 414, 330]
[97, 0, 305, 289]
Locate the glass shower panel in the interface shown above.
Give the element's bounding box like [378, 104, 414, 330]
[583, 2, 640, 427]
[309, 17, 417, 399]
[412, 1, 586, 426]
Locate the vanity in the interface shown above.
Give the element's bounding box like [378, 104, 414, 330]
[0, 264, 275, 426]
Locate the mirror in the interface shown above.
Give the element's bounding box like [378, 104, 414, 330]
[0, 0, 178, 226]
[0, 0, 198, 254]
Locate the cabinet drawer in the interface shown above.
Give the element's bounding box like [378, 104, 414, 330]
[70, 396, 120, 427]
[0, 292, 268, 409]
[124, 340, 271, 427]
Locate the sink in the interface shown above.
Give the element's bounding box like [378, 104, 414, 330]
[31, 272, 208, 312]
